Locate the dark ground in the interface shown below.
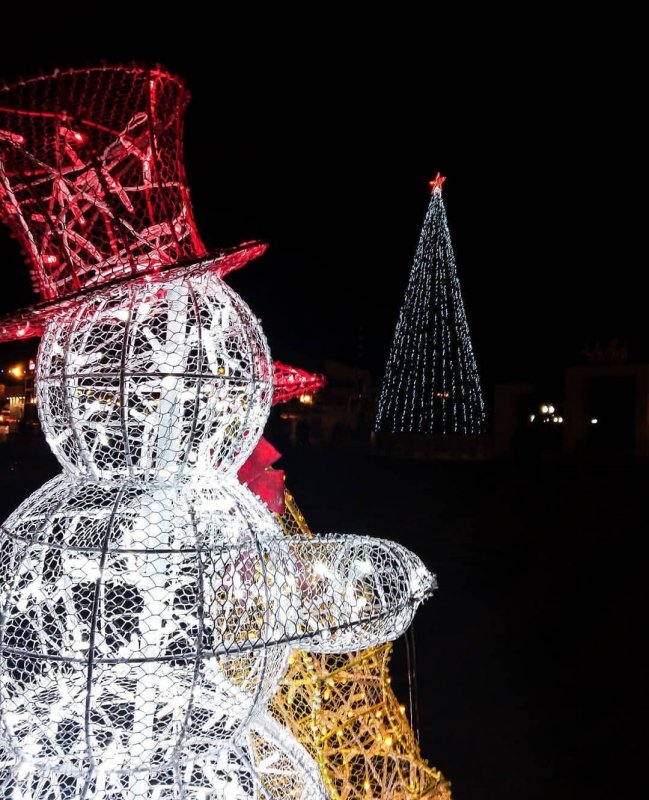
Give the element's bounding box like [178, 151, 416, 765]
[1, 433, 646, 800]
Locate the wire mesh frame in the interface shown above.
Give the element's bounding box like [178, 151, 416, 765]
[0, 478, 432, 794]
[35, 269, 274, 481]
[0, 478, 283, 774]
[0, 62, 438, 798]
[0, 66, 206, 301]
[273, 492, 450, 800]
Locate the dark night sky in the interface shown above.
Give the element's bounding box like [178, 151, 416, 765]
[0, 17, 643, 396]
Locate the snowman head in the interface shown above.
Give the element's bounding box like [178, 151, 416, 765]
[36, 269, 273, 482]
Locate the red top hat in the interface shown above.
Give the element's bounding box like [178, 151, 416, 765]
[0, 65, 324, 408]
[0, 65, 266, 342]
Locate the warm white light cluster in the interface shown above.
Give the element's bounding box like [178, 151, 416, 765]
[536, 403, 563, 424]
[0, 267, 433, 799]
[272, 494, 451, 800]
[375, 185, 485, 435]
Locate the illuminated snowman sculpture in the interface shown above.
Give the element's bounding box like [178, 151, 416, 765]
[0, 68, 433, 799]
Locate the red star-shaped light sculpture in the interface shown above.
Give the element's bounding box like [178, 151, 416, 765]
[428, 172, 446, 194]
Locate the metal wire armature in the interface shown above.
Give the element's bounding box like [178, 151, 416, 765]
[0, 65, 436, 800]
[36, 270, 273, 482]
[0, 67, 205, 301]
[1, 472, 432, 797]
[272, 491, 451, 800]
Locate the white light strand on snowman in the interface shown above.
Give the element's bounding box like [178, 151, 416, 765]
[0, 66, 434, 800]
[0, 270, 433, 799]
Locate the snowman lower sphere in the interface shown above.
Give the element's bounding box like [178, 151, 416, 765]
[0, 477, 295, 778]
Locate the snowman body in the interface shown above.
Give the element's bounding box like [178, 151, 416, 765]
[0, 270, 432, 799]
[1, 272, 306, 798]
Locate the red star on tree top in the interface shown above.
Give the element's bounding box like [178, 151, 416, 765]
[428, 172, 446, 194]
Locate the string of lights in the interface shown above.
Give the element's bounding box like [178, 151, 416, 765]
[0, 66, 436, 800]
[272, 491, 452, 800]
[375, 175, 484, 435]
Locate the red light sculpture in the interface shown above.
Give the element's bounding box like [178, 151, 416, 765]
[428, 171, 446, 194]
[0, 66, 270, 342]
[273, 361, 327, 404]
[0, 67, 208, 300]
[0, 67, 322, 403]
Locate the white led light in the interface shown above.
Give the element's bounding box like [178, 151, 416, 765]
[0, 271, 434, 800]
[375, 182, 484, 435]
[0, 65, 434, 800]
[36, 273, 274, 481]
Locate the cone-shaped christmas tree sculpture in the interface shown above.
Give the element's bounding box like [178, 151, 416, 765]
[0, 67, 434, 800]
[272, 491, 452, 800]
[375, 175, 484, 435]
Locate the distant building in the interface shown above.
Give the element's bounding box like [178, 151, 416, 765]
[493, 383, 536, 458]
[0, 360, 37, 422]
[1, 384, 25, 419]
[265, 360, 373, 449]
[310, 360, 373, 444]
[564, 363, 649, 459]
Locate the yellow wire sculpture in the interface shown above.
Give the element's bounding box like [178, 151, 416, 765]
[272, 491, 452, 800]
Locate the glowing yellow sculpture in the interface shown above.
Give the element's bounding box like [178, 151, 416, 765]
[273, 492, 452, 800]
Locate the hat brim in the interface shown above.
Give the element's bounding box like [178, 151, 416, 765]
[0, 241, 268, 344]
